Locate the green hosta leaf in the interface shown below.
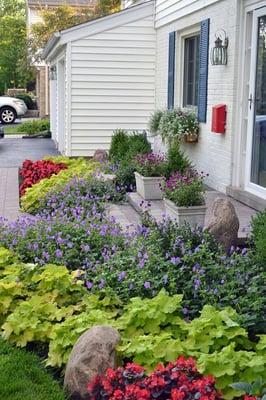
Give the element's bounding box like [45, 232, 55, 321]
[230, 382, 252, 394]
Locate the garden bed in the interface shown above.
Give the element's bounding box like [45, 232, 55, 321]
[0, 133, 265, 400]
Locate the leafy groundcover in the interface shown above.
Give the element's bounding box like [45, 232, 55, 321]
[0, 337, 66, 400]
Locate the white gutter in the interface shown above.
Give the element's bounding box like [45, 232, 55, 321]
[42, 31, 61, 60]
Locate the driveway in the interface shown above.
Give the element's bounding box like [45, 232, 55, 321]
[0, 138, 60, 168]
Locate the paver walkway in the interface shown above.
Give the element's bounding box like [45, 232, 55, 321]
[126, 191, 257, 239]
[0, 168, 21, 220]
[0, 138, 60, 220]
[0, 138, 60, 168]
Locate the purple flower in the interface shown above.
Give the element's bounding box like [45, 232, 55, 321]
[86, 281, 93, 289]
[118, 271, 126, 282]
[183, 307, 189, 315]
[170, 256, 181, 265]
[99, 279, 105, 289]
[55, 249, 63, 258]
[144, 281, 151, 289]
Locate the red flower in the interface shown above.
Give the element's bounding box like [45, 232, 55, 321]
[87, 356, 223, 400]
[19, 159, 67, 197]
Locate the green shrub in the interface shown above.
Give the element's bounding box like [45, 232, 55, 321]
[0, 337, 66, 400]
[115, 160, 137, 191]
[16, 119, 50, 135]
[165, 141, 192, 177]
[251, 209, 266, 266]
[15, 93, 35, 110]
[126, 132, 151, 161]
[109, 130, 151, 162]
[148, 109, 163, 135]
[109, 130, 151, 189]
[109, 129, 129, 161]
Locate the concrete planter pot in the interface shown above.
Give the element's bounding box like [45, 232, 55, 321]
[134, 171, 163, 200]
[164, 198, 207, 227]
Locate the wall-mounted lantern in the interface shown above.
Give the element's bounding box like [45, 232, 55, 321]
[49, 65, 57, 80]
[211, 30, 229, 65]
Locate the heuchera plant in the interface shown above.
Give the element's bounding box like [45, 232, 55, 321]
[134, 152, 167, 177]
[162, 170, 206, 207]
[87, 356, 223, 400]
[19, 159, 67, 196]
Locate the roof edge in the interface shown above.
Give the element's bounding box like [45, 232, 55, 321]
[42, 32, 61, 60]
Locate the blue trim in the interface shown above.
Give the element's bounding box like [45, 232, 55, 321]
[168, 31, 176, 110]
[198, 19, 210, 123]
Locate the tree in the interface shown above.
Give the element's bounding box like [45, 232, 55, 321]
[29, 1, 121, 62]
[95, 0, 121, 17]
[0, 0, 35, 94]
[29, 5, 95, 61]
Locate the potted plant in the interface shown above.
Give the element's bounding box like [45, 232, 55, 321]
[134, 152, 167, 200]
[162, 170, 207, 227]
[149, 109, 199, 144]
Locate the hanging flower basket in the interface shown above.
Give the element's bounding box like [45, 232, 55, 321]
[184, 132, 198, 143]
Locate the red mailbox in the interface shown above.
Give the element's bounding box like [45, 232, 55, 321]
[211, 104, 226, 134]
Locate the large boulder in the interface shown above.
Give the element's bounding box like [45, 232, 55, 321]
[206, 198, 239, 251]
[64, 326, 120, 400]
[92, 149, 108, 163]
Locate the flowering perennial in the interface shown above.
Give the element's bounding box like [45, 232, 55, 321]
[19, 159, 67, 196]
[134, 152, 167, 177]
[162, 171, 206, 207]
[87, 356, 223, 400]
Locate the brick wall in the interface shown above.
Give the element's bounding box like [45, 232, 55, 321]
[36, 66, 49, 118]
[154, 0, 240, 193]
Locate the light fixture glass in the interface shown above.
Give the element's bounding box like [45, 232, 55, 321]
[211, 30, 228, 65]
[49, 65, 57, 80]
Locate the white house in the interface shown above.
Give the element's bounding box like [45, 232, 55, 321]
[43, 0, 266, 210]
[43, 1, 156, 157]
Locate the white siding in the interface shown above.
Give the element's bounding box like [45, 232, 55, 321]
[155, 0, 240, 193]
[27, 7, 43, 28]
[70, 15, 156, 156]
[155, 0, 220, 28]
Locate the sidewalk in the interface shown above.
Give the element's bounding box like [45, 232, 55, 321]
[0, 168, 20, 220]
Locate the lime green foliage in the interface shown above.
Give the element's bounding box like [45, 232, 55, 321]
[118, 294, 266, 399]
[48, 295, 119, 367]
[0, 249, 265, 399]
[20, 157, 98, 213]
[0, 337, 66, 400]
[251, 209, 266, 266]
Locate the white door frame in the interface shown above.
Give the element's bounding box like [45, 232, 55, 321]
[245, 6, 266, 199]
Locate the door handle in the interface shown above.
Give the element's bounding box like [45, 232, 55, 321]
[248, 94, 253, 110]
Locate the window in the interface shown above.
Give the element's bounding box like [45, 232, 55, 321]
[183, 35, 200, 107]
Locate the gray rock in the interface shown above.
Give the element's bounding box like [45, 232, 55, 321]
[92, 149, 108, 162]
[64, 326, 120, 400]
[206, 198, 239, 251]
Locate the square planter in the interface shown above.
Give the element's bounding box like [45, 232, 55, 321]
[134, 171, 163, 200]
[164, 198, 207, 228]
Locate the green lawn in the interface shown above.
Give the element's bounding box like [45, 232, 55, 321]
[3, 125, 24, 134]
[0, 338, 67, 400]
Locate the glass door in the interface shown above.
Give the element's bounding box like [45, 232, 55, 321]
[246, 8, 266, 199]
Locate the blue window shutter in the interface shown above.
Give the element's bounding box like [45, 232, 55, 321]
[168, 31, 176, 110]
[198, 19, 210, 123]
